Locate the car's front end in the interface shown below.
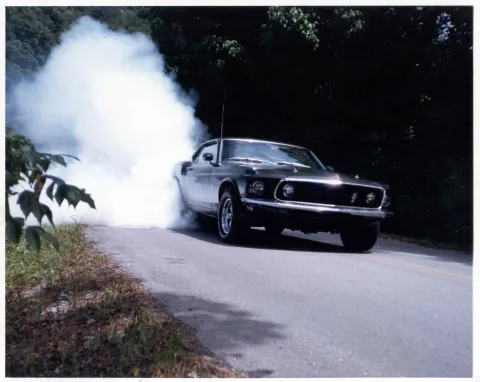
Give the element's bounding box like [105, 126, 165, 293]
[239, 174, 392, 237]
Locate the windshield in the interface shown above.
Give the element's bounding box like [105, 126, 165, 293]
[220, 140, 326, 169]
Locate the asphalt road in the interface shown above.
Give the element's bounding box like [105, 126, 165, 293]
[87, 225, 473, 378]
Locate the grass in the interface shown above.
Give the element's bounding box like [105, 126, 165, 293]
[6, 224, 244, 378]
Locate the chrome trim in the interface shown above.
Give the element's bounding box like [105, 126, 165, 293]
[382, 193, 391, 208]
[273, 178, 387, 210]
[276, 177, 385, 190]
[241, 198, 391, 218]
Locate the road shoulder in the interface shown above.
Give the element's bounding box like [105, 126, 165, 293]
[6, 224, 244, 378]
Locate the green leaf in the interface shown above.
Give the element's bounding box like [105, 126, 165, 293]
[58, 153, 80, 162]
[44, 175, 66, 185]
[16, 190, 37, 218]
[6, 217, 24, 243]
[41, 203, 55, 227]
[34, 226, 60, 251]
[14, 217, 25, 227]
[32, 203, 53, 226]
[25, 226, 41, 252]
[81, 192, 96, 209]
[50, 155, 67, 167]
[65, 185, 82, 208]
[32, 203, 44, 224]
[37, 157, 51, 172]
[23, 148, 40, 167]
[46, 181, 55, 201]
[54, 184, 68, 206]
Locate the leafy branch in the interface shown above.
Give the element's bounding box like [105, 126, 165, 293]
[5, 127, 96, 252]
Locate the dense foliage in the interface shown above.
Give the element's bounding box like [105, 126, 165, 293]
[6, 6, 473, 249]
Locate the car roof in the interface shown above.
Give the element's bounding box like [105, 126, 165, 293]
[202, 137, 308, 150]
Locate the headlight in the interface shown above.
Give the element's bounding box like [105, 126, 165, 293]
[382, 193, 391, 208]
[248, 180, 265, 195]
[282, 183, 295, 198]
[366, 192, 376, 205]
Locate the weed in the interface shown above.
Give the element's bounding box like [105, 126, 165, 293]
[6, 224, 243, 378]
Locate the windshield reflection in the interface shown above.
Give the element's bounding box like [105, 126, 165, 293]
[220, 140, 325, 169]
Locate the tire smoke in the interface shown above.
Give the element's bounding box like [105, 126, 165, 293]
[8, 16, 207, 228]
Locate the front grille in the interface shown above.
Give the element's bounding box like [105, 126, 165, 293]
[275, 180, 384, 208]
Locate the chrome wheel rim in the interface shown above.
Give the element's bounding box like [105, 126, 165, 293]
[220, 198, 233, 235]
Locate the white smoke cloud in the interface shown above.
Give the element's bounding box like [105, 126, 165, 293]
[8, 16, 207, 229]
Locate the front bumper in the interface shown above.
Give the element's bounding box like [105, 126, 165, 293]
[241, 198, 393, 219]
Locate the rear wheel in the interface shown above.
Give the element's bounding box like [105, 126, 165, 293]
[218, 188, 249, 243]
[340, 221, 380, 252]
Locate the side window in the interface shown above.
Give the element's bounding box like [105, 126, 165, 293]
[197, 142, 218, 164]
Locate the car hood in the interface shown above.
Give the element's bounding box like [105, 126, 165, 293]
[243, 164, 387, 189]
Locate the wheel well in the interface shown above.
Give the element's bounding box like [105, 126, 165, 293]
[218, 181, 236, 201]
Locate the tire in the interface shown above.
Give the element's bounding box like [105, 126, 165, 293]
[340, 221, 380, 252]
[217, 188, 249, 243]
[264, 221, 284, 235]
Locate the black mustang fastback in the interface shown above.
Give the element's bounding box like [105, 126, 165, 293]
[173, 138, 392, 252]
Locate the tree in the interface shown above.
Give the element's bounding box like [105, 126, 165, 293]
[5, 127, 96, 252]
[5, 6, 473, 248]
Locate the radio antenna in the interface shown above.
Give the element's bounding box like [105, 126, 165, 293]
[220, 87, 227, 141]
[217, 87, 227, 165]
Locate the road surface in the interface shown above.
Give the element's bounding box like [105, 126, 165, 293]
[87, 225, 472, 378]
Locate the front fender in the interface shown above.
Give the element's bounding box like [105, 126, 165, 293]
[218, 177, 249, 200]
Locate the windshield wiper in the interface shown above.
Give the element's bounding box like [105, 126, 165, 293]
[229, 157, 275, 164]
[275, 161, 311, 168]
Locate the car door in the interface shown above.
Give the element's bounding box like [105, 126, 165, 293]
[183, 140, 218, 212]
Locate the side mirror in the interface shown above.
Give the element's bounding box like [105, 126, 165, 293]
[202, 152, 214, 162]
[326, 165, 334, 171]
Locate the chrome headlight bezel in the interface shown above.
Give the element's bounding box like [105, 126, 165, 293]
[382, 191, 391, 208]
[248, 180, 265, 196]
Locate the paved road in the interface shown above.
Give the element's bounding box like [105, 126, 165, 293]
[87, 225, 473, 378]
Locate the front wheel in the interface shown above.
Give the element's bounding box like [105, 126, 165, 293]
[340, 222, 380, 252]
[218, 188, 249, 243]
